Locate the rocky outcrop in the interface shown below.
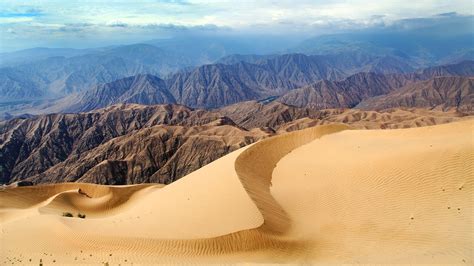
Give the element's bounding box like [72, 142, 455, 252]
[357, 76, 474, 113]
[277, 61, 474, 110]
[25, 124, 261, 185]
[219, 101, 328, 130]
[66, 74, 176, 112]
[278, 72, 408, 109]
[0, 104, 234, 184]
[1, 102, 471, 185]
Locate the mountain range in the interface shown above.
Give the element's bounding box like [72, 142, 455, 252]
[278, 61, 474, 111]
[4, 56, 472, 117]
[1, 28, 472, 104]
[1, 102, 469, 186]
[357, 76, 473, 112]
[0, 31, 473, 186]
[0, 104, 261, 185]
[45, 59, 473, 114]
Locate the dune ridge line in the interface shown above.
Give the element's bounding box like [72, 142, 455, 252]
[234, 123, 351, 234]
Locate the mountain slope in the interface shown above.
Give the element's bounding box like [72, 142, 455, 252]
[65, 74, 176, 112]
[278, 72, 409, 109]
[0, 104, 233, 184]
[1, 103, 471, 186]
[0, 44, 194, 99]
[219, 101, 330, 130]
[417, 60, 474, 77]
[278, 61, 474, 110]
[357, 76, 474, 113]
[2, 59, 473, 116]
[0, 68, 47, 101]
[136, 54, 349, 109]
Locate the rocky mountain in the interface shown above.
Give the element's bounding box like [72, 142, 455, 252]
[218, 100, 328, 130]
[2, 102, 471, 186]
[65, 74, 176, 112]
[0, 50, 416, 104]
[217, 52, 416, 75]
[50, 53, 349, 111]
[0, 35, 298, 102]
[357, 76, 473, 113]
[166, 54, 351, 108]
[2, 57, 473, 117]
[359, 56, 415, 74]
[278, 72, 411, 109]
[68, 54, 451, 111]
[0, 68, 46, 100]
[0, 43, 200, 101]
[278, 61, 474, 110]
[0, 104, 264, 185]
[417, 60, 474, 78]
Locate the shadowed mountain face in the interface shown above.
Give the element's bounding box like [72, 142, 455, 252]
[66, 74, 176, 112]
[357, 76, 474, 113]
[418, 60, 474, 77]
[277, 61, 474, 110]
[166, 54, 346, 108]
[218, 101, 329, 130]
[278, 72, 407, 109]
[0, 104, 261, 185]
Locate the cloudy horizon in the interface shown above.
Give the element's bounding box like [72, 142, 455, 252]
[1, 0, 473, 52]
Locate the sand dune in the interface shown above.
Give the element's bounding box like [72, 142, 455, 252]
[0, 120, 472, 264]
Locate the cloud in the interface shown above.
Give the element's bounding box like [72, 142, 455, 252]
[437, 12, 459, 17]
[0, 0, 473, 52]
[108, 22, 129, 28]
[0, 6, 43, 18]
[156, 0, 192, 5]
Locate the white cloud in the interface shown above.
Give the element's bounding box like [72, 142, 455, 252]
[0, 0, 472, 51]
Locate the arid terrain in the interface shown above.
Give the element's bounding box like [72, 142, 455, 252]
[0, 119, 472, 264]
[1, 103, 471, 185]
[1, 3, 473, 263]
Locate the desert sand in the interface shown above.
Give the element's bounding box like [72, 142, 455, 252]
[0, 119, 472, 264]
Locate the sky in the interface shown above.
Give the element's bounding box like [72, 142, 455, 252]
[0, 0, 473, 52]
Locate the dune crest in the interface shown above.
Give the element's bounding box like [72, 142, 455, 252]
[1, 120, 472, 264]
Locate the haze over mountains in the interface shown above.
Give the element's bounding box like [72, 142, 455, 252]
[9, 59, 470, 116]
[1, 25, 473, 103]
[2, 55, 473, 118]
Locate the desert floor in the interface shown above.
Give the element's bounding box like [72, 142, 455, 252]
[0, 120, 472, 264]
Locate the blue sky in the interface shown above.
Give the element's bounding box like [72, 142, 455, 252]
[0, 0, 472, 52]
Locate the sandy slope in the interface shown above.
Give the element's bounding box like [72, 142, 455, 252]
[0, 120, 472, 264]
